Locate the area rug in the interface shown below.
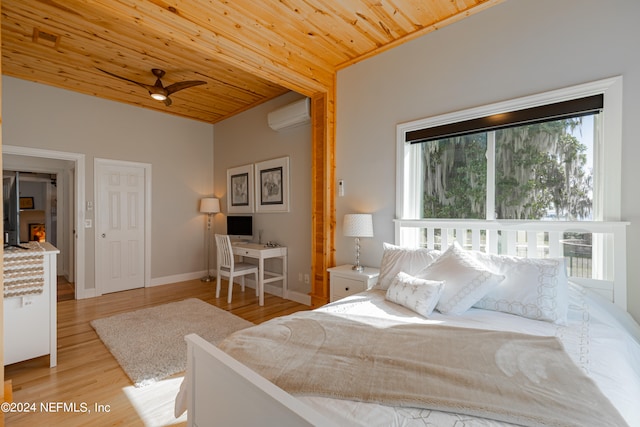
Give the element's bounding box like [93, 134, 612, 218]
[91, 298, 253, 387]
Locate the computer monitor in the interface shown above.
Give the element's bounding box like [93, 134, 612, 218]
[226, 215, 253, 241]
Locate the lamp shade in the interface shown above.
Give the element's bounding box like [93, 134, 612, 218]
[343, 214, 373, 237]
[200, 198, 220, 214]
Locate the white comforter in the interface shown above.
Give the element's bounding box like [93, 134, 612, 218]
[296, 283, 640, 427]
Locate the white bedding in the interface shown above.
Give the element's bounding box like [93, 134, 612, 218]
[293, 283, 640, 427]
[176, 281, 640, 426]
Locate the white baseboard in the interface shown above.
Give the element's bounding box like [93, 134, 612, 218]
[149, 271, 206, 287]
[77, 272, 206, 299]
[263, 283, 282, 297]
[223, 278, 311, 306]
[82, 271, 312, 307]
[77, 287, 97, 299]
[285, 290, 311, 306]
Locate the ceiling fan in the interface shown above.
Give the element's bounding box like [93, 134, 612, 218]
[97, 68, 206, 106]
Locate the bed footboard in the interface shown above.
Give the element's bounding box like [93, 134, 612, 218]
[184, 333, 337, 427]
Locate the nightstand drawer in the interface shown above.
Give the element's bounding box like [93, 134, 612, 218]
[331, 276, 366, 299]
[328, 265, 380, 302]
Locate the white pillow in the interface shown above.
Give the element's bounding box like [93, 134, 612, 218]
[374, 243, 441, 290]
[385, 272, 444, 318]
[422, 241, 505, 315]
[470, 251, 569, 324]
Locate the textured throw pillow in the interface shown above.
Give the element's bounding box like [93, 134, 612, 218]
[385, 272, 444, 318]
[374, 243, 441, 290]
[470, 252, 569, 324]
[422, 241, 505, 315]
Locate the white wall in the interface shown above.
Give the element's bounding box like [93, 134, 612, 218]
[3, 76, 214, 292]
[336, 0, 640, 321]
[213, 92, 312, 300]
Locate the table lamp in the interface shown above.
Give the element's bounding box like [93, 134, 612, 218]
[343, 213, 373, 272]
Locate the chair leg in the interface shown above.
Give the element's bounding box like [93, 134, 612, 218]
[227, 275, 234, 303]
[216, 272, 221, 298]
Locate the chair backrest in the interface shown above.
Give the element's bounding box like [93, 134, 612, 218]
[215, 234, 234, 270]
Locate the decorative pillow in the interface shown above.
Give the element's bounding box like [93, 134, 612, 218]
[421, 241, 505, 315]
[385, 272, 444, 318]
[470, 251, 569, 324]
[374, 243, 441, 290]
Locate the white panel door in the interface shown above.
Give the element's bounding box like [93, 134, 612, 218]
[96, 162, 146, 294]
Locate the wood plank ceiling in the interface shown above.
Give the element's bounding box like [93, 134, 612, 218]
[1, 0, 505, 124]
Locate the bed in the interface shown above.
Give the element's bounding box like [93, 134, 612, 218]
[176, 219, 640, 427]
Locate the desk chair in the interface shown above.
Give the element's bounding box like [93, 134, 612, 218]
[215, 234, 259, 303]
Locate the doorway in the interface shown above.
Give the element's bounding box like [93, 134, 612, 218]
[2, 145, 86, 299]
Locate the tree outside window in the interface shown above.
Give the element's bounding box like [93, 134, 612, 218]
[419, 116, 594, 221]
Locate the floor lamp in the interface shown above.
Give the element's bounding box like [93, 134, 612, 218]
[200, 198, 220, 282]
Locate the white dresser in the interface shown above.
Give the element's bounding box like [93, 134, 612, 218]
[3, 242, 59, 367]
[328, 265, 380, 302]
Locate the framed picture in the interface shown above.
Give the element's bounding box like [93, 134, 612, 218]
[227, 164, 254, 213]
[255, 156, 290, 213]
[20, 197, 34, 210]
[29, 223, 46, 242]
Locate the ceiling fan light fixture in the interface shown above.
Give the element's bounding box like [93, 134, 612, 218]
[150, 92, 167, 101]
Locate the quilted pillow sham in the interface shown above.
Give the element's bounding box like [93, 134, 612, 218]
[421, 241, 505, 315]
[470, 251, 569, 324]
[374, 243, 440, 290]
[385, 272, 444, 318]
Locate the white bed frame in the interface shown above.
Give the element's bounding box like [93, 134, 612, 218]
[184, 219, 630, 427]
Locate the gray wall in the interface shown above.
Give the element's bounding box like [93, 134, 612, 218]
[3, 76, 214, 292]
[213, 92, 312, 297]
[335, 0, 640, 321]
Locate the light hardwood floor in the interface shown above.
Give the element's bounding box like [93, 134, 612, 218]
[57, 276, 75, 302]
[3, 279, 309, 426]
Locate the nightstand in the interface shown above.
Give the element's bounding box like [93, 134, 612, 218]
[328, 265, 380, 302]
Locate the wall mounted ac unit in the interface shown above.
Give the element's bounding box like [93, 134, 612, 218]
[268, 98, 310, 131]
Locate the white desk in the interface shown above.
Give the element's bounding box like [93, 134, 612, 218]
[232, 242, 287, 306]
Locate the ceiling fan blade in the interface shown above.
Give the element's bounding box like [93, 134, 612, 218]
[98, 68, 205, 106]
[164, 80, 207, 96]
[96, 68, 156, 93]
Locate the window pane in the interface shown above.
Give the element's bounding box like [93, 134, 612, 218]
[494, 116, 594, 220]
[412, 113, 596, 221]
[420, 133, 487, 219]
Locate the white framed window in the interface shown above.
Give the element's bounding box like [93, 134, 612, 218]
[396, 76, 622, 222]
[395, 77, 623, 279]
